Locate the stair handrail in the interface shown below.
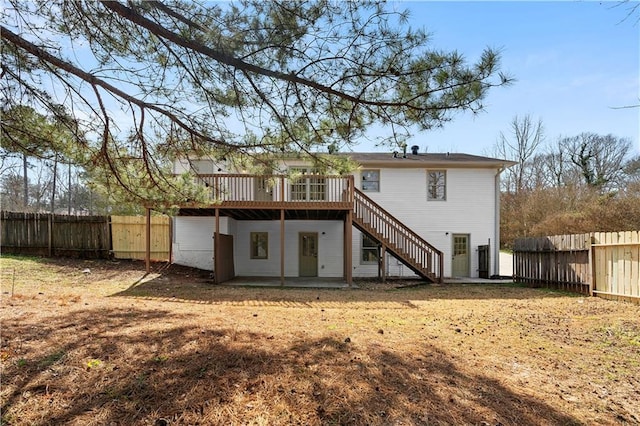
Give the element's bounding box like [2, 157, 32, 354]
[353, 189, 443, 281]
[354, 189, 441, 254]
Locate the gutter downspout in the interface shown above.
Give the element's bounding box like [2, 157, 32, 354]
[494, 166, 505, 277]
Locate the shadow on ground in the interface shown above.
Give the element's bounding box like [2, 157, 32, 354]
[112, 267, 578, 305]
[2, 306, 580, 425]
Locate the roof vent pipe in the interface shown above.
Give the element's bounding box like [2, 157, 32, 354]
[411, 145, 419, 155]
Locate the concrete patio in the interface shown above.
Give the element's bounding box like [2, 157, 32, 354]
[220, 251, 515, 288]
[222, 276, 514, 288]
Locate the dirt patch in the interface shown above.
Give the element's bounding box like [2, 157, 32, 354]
[1, 256, 639, 425]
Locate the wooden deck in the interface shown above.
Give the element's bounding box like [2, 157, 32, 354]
[179, 174, 354, 219]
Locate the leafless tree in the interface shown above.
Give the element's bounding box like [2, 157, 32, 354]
[494, 115, 545, 193]
[560, 133, 632, 191]
[611, 0, 640, 26]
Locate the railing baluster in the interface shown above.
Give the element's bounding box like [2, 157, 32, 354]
[194, 174, 352, 205]
[352, 188, 442, 282]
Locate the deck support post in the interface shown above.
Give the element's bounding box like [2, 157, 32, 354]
[280, 209, 285, 286]
[343, 217, 348, 283]
[214, 208, 220, 284]
[346, 209, 353, 286]
[380, 245, 386, 283]
[145, 207, 151, 273]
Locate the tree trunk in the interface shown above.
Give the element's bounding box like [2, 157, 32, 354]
[68, 162, 72, 215]
[22, 153, 28, 210]
[50, 155, 57, 213]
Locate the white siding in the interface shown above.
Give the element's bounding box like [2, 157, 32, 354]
[172, 216, 234, 270]
[173, 218, 344, 277]
[352, 231, 420, 278]
[173, 158, 228, 174]
[352, 167, 498, 278]
[173, 158, 310, 175]
[234, 220, 344, 277]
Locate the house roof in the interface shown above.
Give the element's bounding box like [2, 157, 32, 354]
[177, 151, 516, 170]
[338, 152, 517, 168]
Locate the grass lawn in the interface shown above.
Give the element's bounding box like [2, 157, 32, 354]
[1, 255, 639, 425]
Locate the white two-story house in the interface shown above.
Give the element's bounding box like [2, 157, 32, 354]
[171, 149, 514, 285]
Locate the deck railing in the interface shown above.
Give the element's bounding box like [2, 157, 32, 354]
[196, 174, 353, 205]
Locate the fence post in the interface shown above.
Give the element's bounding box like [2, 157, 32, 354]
[48, 213, 53, 257]
[106, 215, 113, 259]
[589, 234, 595, 296]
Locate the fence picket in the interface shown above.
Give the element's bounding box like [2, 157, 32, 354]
[514, 231, 639, 303]
[631, 231, 639, 297]
[1, 211, 170, 262]
[111, 216, 170, 261]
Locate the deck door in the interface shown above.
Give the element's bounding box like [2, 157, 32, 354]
[290, 168, 326, 201]
[452, 234, 470, 277]
[254, 177, 273, 201]
[299, 232, 318, 277]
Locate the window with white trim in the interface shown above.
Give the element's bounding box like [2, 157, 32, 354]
[361, 169, 380, 192]
[361, 234, 378, 264]
[427, 170, 446, 201]
[250, 232, 268, 259]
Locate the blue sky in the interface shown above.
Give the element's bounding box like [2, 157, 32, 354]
[11, 1, 637, 160]
[357, 1, 640, 156]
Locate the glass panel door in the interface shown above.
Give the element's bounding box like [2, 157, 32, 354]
[289, 167, 325, 201]
[452, 234, 470, 277]
[299, 232, 318, 277]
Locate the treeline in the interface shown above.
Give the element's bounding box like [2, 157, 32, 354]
[495, 116, 640, 248]
[1, 106, 205, 215]
[0, 105, 137, 215]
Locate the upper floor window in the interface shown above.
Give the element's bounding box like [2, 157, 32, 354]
[427, 170, 446, 201]
[190, 160, 215, 174]
[361, 170, 380, 192]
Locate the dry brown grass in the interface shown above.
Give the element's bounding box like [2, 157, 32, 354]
[1, 255, 639, 425]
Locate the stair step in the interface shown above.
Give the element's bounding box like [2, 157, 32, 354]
[354, 192, 441, 283]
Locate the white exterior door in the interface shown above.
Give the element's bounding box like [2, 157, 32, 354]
[299, 232, 318, 277]
[452, 234, 470, 277]
[254, 177, 273, 201]
[290, 167, 326, 201]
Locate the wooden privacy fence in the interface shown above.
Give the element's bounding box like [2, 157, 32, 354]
[1, 211, 171, 262]
[111, 215, 170, 261]
[1, 211, 110, 258]
[591, 231, 639, 301]
[514, 231, 640, 303]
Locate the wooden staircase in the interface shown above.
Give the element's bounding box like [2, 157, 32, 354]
[353, 189, 443, 283]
